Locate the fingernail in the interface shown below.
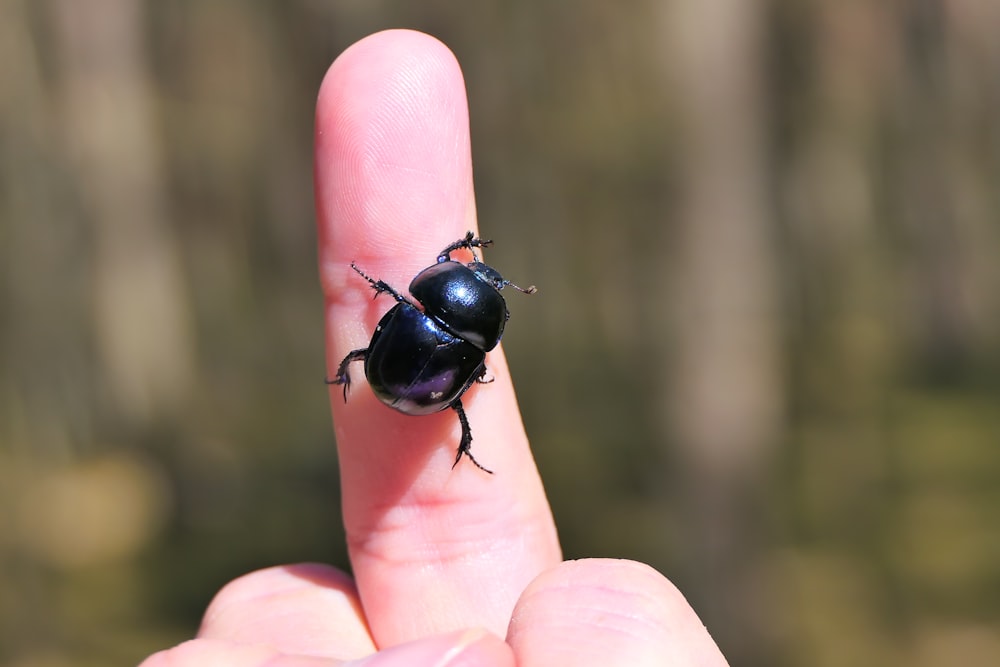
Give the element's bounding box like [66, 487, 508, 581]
[432, 628, 492, 667]
[347, 628, 501, 667]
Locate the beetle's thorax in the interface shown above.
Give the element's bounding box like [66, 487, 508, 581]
[408, 261, 508, 351]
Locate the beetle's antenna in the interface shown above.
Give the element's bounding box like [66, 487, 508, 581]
[504, 280, 537, 294]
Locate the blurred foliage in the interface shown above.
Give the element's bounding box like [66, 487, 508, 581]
[1, 0, 999, 665]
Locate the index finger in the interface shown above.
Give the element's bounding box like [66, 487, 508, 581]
[315, 30, 560, 648]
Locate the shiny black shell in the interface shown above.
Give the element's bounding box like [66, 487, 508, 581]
[364, 301, 486, 415]
[407, 261, 508, 351]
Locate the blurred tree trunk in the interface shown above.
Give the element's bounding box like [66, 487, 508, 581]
[896, 0, 1000, 375]
[658, 0, 781, 660]
[51, 0, 193, 421]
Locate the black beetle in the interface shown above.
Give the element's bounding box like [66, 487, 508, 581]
[328, 232, 535, 473]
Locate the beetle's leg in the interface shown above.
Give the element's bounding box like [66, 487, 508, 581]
[325, 348, 367, 402]
[475, 365, 494, 384]
[350, 262, 414, 306]
[437, 231, 493, 264]
[450, 399, 493, 474]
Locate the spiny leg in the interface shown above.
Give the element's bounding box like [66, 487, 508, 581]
[325, 348, 367, 401]
[437, 231, 493, 264]
[475, 365, 494, 385]
[350, 262, 413, 306]
[450, 399, 493, 474]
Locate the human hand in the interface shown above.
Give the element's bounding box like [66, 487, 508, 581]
[139, 29, 728, 667]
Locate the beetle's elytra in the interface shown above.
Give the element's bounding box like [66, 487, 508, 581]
[327, 232, 535, 473]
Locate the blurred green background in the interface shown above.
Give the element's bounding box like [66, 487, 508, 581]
[2, 1, 999, 665]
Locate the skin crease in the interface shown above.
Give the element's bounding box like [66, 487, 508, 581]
[138, 30, 729, 667]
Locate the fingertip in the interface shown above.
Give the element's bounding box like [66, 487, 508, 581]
[315, 29, 473, 277]
[198, 564, 375, 659]
[317, 29, 461, 111]
[508, 559, 730, 666]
